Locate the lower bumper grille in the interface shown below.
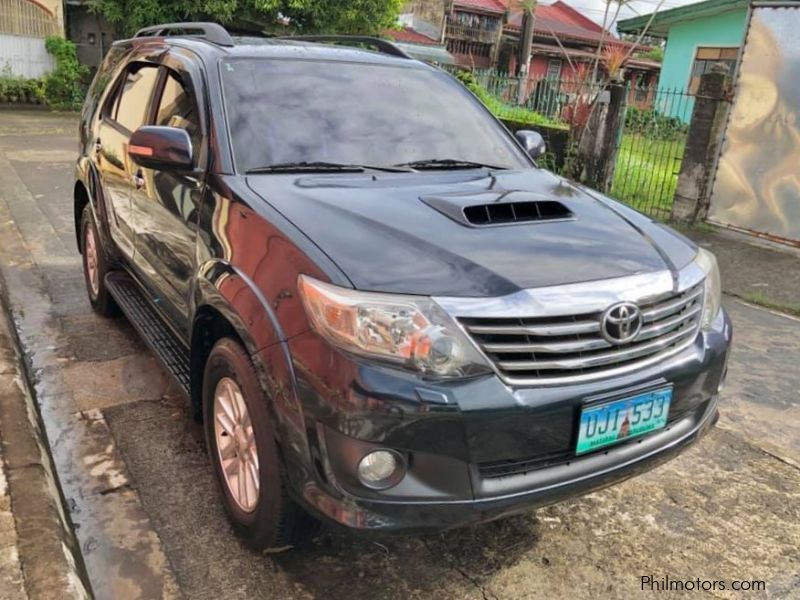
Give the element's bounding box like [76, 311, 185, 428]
[477, 407, 694, 479]
[460, 283, 704, 385]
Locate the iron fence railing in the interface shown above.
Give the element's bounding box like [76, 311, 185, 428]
[441, 66, 700, 220]
[611, 87, 694, 220]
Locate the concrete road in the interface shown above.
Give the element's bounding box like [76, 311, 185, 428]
[0, 110, 798, 600]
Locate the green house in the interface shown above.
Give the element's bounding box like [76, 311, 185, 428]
[618, 0, 750, 119]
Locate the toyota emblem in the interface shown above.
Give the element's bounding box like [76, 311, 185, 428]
[600, 302, 643, 345]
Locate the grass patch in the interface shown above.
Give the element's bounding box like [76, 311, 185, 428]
[453, 69, 568, 131]
[669, 220, 719, 235]
[611, 133, 686, 218]
[739, 291, 800, 318]
[480, 94, 569, 130]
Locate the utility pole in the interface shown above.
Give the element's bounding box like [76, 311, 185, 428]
[516, 0, 537, 105]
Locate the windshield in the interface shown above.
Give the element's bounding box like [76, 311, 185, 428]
[220, 58, 531, 173]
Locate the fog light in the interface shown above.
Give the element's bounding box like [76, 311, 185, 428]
[357, 450, 404, 489]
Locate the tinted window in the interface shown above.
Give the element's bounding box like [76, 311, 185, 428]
[220, 59, 529, 172]
[156, 71, 201, 154]
[114, 65, 159, 132]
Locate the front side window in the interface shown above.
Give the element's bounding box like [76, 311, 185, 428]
[156, 71, 201, 154]
[220, 59, 530, 173]
[113, 64, 159, 132]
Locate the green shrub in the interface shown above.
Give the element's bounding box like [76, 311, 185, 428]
[42, 36, 88, 110]
[0, 65, 44, 105]
[625, 106, 687, 141]
[0, 38, 87, 109]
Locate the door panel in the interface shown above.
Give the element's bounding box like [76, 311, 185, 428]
[95, 64, 160, 261]
[131, 69, 203, 334]
[96, 119, 135, 259]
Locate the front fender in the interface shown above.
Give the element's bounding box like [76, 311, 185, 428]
[192, 261, 312, 478]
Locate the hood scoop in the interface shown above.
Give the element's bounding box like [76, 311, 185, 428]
[421, 190, 574, 227]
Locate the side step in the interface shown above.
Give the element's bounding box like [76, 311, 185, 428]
[105, 272, 191, 396]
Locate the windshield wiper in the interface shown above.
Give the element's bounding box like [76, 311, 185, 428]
[393, 158, 508, 171]
[246, 161, 410, 174]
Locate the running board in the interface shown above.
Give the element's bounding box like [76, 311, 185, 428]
[105, 272, 191, 396]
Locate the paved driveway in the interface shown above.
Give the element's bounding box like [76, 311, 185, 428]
[0, 110, 797, 599]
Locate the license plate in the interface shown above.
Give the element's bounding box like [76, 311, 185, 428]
[576, 387, 672, 455]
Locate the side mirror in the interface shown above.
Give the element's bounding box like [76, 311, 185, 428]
[128, 126, 193, 170]
[515, 130, 546, 159]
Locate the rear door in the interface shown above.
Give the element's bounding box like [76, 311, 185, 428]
[95, 63, 160, 261]
[130, 63, 205, 334]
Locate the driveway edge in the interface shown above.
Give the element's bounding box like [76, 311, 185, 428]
[0, 148, 181, 598]
[0, 302, 92, 599]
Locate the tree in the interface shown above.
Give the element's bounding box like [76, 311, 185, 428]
[90, 0, 404, 38]
[637, 46, 664, 63]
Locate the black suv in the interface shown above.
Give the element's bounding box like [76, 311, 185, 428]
[75, 23, 732, 550]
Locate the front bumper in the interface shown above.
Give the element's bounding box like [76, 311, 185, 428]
[281, 309, 732, 532]
[306, 396, 718, 531]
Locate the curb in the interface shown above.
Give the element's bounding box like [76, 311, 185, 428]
[0, 146, 181, 598]
[0, 283, 92, 598]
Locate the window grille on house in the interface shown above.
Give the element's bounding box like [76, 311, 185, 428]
[546, 59, 562, 80]
[689, 47, 738, 93]
[0, 0, 60, 37]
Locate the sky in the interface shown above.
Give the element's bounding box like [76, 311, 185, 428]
[563, 0, 703, 30]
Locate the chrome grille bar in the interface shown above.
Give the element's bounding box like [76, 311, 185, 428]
[466, 320, 600, 337]
[496, 325, 698, 371]
[458, 281, 705, 385]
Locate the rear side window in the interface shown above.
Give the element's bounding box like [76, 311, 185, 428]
[81, 45, 126, 123]
[111, 65, 159, 132]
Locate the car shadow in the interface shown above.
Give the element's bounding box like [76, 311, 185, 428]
[274, 513, 541, 599]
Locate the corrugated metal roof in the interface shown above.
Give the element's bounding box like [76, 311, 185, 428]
[454, 0, 508, 16]
[504, 1, 640, 49]
[617, 0, 750, 37]
[385, 27, 439, 46]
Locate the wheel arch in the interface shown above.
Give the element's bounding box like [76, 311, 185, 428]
[190, 262, 293, 422]
[73, 180, 90, 253]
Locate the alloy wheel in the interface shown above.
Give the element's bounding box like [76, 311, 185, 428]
[213, 377, 260, 512]
[84, 225, 100, 298]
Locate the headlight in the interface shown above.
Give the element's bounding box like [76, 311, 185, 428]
[695, 247, 722, 329]
[297, 275, 491, 378]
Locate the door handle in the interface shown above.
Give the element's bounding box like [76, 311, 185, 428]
[94, 138, 102, 153]
[132, 170, 145, 190]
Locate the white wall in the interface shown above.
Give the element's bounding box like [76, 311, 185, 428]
[0, 34, 54, 78]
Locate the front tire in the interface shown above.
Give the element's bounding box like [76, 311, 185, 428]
[203, 338, 316, 551]
[80, 205, 118, 317]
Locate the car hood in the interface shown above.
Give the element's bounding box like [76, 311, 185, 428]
[246, 168, 696, 297]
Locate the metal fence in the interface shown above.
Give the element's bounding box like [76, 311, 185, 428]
[610, 86, 694, 220]
[442, 66, 699, 220]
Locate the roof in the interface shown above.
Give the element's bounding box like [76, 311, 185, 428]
[394, 42, 456, 64]
[453, 0, 507, 16]
[384, 27, 439, 46]
[504, 1, 636, 48]
[524, 42, 659, 70]
[118, 35, 428, 69]
[617, 0, 749, 37]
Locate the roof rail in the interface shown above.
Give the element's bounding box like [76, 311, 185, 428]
[280, 35, 412, 59]
[134, 22, 234, 47]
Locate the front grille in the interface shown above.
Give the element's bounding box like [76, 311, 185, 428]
[460, 283, 704, 385]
